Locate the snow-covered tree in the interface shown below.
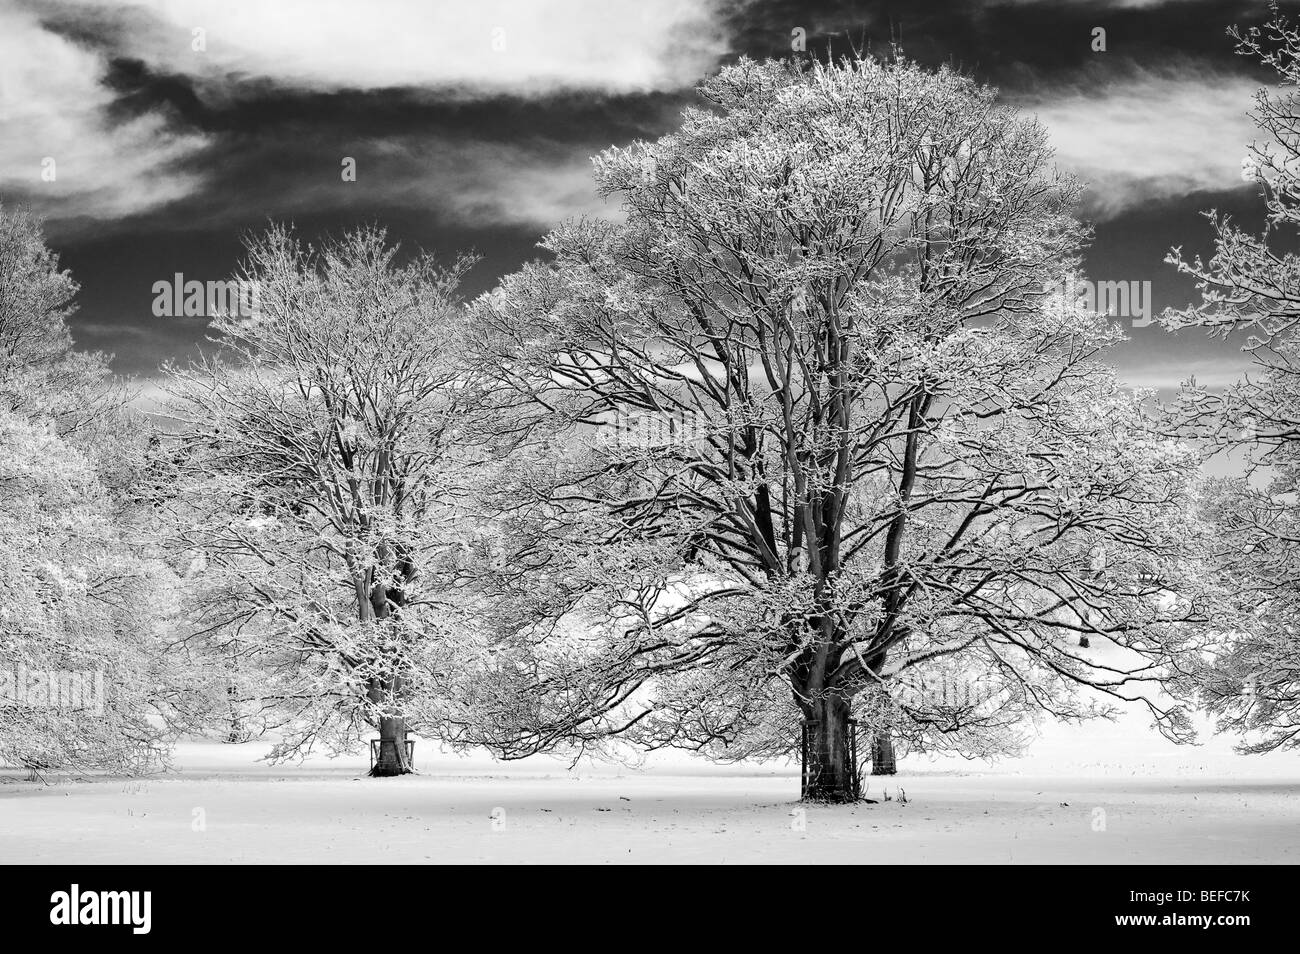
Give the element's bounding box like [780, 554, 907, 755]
[472, 55, 1223, 800]
[0, 202, 175, 776]
[163, 225, 481, 774]
[0, 409, 167, 775]
[0, 203, 122, 440]
[1165, 11, 1300, 753]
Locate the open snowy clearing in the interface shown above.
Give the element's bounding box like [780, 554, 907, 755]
[4, 713, 1298, 864]
[4, 767, 1297, 865]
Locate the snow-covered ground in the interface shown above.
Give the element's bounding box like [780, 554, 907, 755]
[3, 710, 1298, 864]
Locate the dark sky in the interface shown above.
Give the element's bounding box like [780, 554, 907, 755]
[1, 0, 1292, 397]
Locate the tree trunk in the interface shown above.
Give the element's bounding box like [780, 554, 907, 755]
[370, 714, 413, 777]
[871, 728, 897, 775]
[367, 671, 413, 777]
[225, 684, 245, 744]
[803, 694, 856, 802]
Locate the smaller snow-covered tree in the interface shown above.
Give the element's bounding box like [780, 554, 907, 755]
[0, 203, 122, 440]
[1166, 11, 1300, 752]
[164, 226, 483, 775]
[0, 410, 167, 775]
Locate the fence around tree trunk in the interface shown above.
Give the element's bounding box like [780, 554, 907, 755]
[369, 735, 415, 774]
[800, 718, 862, 800]
[798, 719, 901, 798]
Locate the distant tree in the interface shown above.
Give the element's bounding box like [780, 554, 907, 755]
[0, 409, 167, 775]
[0, 203, 122, 440]
[0, 202, 173, 776]
[474, 55, 1223, 801]
[1166, 11, 1300, 753]
[164, 226, 480, 775]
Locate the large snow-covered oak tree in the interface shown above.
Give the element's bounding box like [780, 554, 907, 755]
[1165, 13, 1300, 753]
[163, 226, 481, 775]
[472, 56, 1224, 800]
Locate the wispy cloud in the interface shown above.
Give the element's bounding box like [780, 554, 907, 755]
[49, 0, 729, 96]
[360, 139, 617, 228]
[0, 3, 210, 219]
[3, 0, 725, 228]
[1116, 352, 1255, 392]
[1022, 68, 1261, 217]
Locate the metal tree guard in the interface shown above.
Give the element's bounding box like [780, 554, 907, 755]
[800, 718, 861, 800]
[369, 734, 416, 773]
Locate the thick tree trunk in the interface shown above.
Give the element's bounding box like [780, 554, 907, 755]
[871, 728, 897, 775]
[370, 714, 413, 776]
[367, 670, 413, 777]
[803, 694, 856, 802]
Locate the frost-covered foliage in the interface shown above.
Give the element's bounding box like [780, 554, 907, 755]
[0, 410, 168, 774]
[162, 226, 485, 768]
[472, 55, 1226, 797]
[0, 202, 173, 776]
[0, 203, 122, 443]
[1166, 13, 1300, 753]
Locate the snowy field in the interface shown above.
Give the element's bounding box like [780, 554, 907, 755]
[3, 710, 1298, 864]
